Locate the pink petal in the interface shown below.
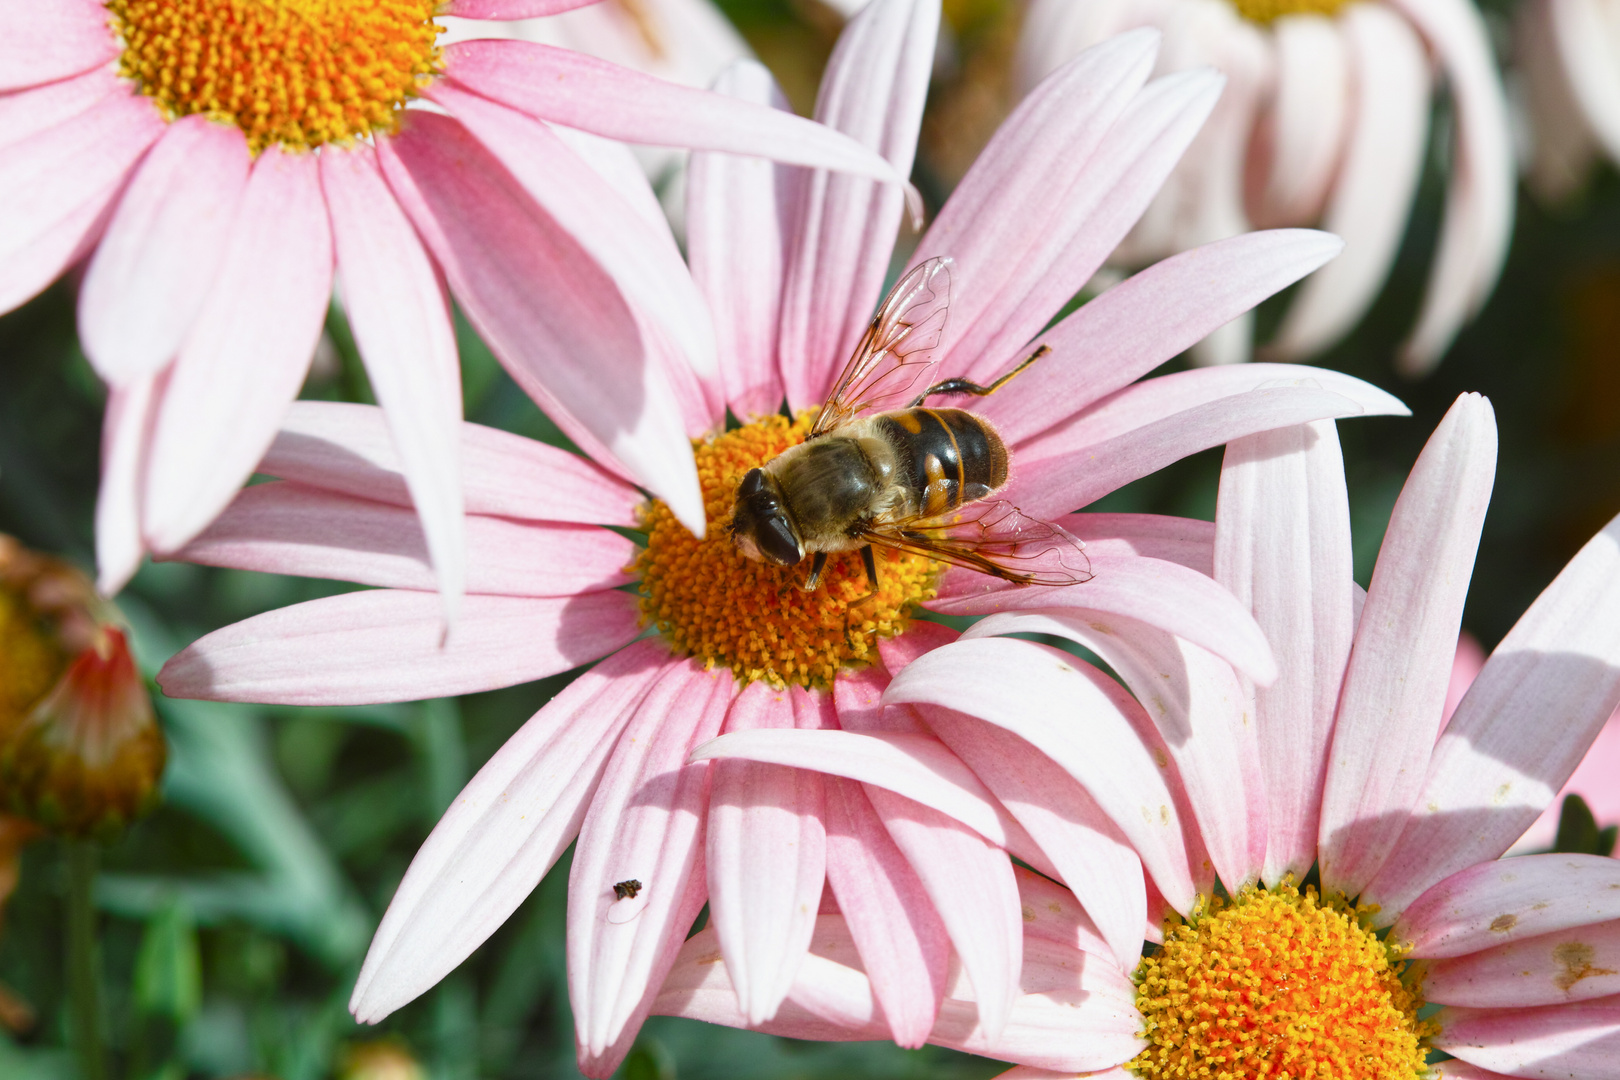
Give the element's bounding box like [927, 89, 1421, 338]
[442, 39, 907, 183]
[157, 589, 641, 705]
[686, 60, 791, 421]
[777, 0, 939, 412]
[978, 230, 1347, 446]
[1249, 15, 1349, 228]
[1513, 707, 1620, 854]
[1062, 513, 1215, 575]
[822, 774, 950, 1046]
[175, 482, 634, 597]
[426, 82, 718, 433]
[1387, 0, 1515, 373]
[140, 145, 331, 554]
[1268, 5, 1429, 360]
[1365, 512, 1620, 918]
[79, 115, 251, 383]
[1007, 382, 1401, 520]
[1318, 394, 1498, 899]
[1215, 420, 1354, 885]
[376, 116, 704, 534]
[1011, 864, 1113, 960]
[1434, 997, 1620, 1080]
[1445, 631, 1489, 729]
[319, 145, 465, 621]
[264, 401, 641, 527]
[95, 371, 161, 594]
[912, 29, 1158, 378]
[1425, 918, 1620, 1008]
[0, 66, 122, 150]
[0, 0, 118, 92]
[931, 551, 1277, 687]
[1397, 854, 1620, 960]
[885, 636, 1199, 914]
[706, 682, 827, 1024]
[567, 661, 733, 1071]
[1548, 0, 1620, 170]
[0, 90, 164, 315]
[350, 640, 671, 1022]
[446, 0, 602, 15]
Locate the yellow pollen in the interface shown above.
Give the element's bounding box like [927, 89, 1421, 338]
[106, 0, 442, 153]
[1228, 0, 1349, 22]
[1129, 882, 1435, 1080]
[634, 413, 941, 689]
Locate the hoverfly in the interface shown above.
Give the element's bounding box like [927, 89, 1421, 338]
[730, 256, 1092, 593]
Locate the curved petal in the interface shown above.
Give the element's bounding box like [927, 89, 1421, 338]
[263, 401, 641, 528]
[350, 640, 672, 1022]
[686, 60, 791, 420]
[777, 0, 939, 411]
[706, 682, 827, 1025]
[1250, 15, 1349, 227]
[141, 145, 332, 555]
[95, 371, 162, 594]
[1549, 0, 1620, 168]
[445, 0, 602, 15]
[0, 90, 164, 315]
[0, 0, 119, 92]
[442, 39, 907, 183]
[320, 145, 464, 619]
[79, 115, 252, 383]
[1319, 394, 1497, 898]
[978, 230, 1346, 446]
[0, 66, 122, 151]
[175, 482, 635, 598]
[567, 660, 733, 1072]
[1364, 512, 1620, 919]
[1061, 513, 1215, 575]
[1434, 997, 1620, 1080]
[376, 114, 704, 534]
[1397, 854, 1620, 960]
[1387, 0, 1515, 373]
[1425, 918, 1620, 1008]
[1215, 420, 1354, 885]
[157, 589, 642, 705]
[1268, 5, 1428, 360]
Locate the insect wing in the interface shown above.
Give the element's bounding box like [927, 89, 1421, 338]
[862, 500, 1093, 586]
[812, 256, 953, 437]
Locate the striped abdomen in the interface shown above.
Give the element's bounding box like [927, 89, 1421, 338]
[874, 407, 1009, 519]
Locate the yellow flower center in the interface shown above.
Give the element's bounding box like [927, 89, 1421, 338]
[0, 588, 67, 730]
[1228, 0, 1349, 23]
[1130, 882, 1434, 1080]
[106, 0, 443, 153]
[635, 413, 941, 689]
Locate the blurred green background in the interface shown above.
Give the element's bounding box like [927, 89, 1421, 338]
[4, 0, 1620, 1077]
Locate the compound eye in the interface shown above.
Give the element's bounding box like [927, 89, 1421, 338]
[737, 468, 768, 498]
[758, 516, 803, 566]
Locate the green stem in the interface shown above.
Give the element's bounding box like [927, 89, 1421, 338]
[65, 839, 107, 1080]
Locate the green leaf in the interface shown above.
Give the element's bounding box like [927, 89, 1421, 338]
[133, 897, 202, 1023]
[1553, 794, 1616, 856]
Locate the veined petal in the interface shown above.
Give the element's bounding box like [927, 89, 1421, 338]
[263, 401, 642, 528]
[442, 39, 908, 183]
[350, 640, 672, 1022]
[80, 115, 251, 383]
[778, 0, 939, 412]
[321, 144, 464, 620]
[1061, 513, 1215, 575]
[95, 371, 162, 595]
[141, 145, 332, 555]
[175, 482, 634, 597]
[1397, 854, 1620, 959]
[706, 682, 827, 1025]
[1434, 997, 1620, 1080]
[1424, 918, 1620, 1007]
[0, 66, 122, 151]
[567, 661, 733, 1072]
[1319, 394, 1497, 899]
[1364, 512, 1620, 918]
[376, 115, 704, 534]
[978, 230, 1346, 446]
[157, 589, 642, 705]
[0, 0, 119, 92]
[1215, 421, 1354, 885]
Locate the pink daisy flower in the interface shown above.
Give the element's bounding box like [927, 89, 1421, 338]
[1018, 0, 1516, 372]
[692, 392, 1620, 1074]
[1, 0, 905, 605]
[154, 4, 1406, 1074]
[1517, 0, 1620, 203]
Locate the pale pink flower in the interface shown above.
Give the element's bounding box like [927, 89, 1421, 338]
[1019, 0, 1516, 373]
[2, 0, 904, 605]
[1517, 0, 1620, 202]
[693, 392, 1620, 1073]
[156, 6, 1406, 1074]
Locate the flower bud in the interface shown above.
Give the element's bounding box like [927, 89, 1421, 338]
[0, 537, 164, 839]
[338, 1040, 427, 1080]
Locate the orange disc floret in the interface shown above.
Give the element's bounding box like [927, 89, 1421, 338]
[1229, 0, 1349, 22]
[635, 413, 941, 689]
[1130, 882, 1435, 1080]
[108, 0, 442, 153]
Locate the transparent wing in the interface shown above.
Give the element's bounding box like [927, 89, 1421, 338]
[859, 500, 1093, 587]
[811, 256, 953, 438]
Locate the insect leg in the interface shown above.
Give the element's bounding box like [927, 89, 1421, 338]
[860, 545, 880, 592]
[801, 551, 829, 592]
[906, 344, 1051, 407]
